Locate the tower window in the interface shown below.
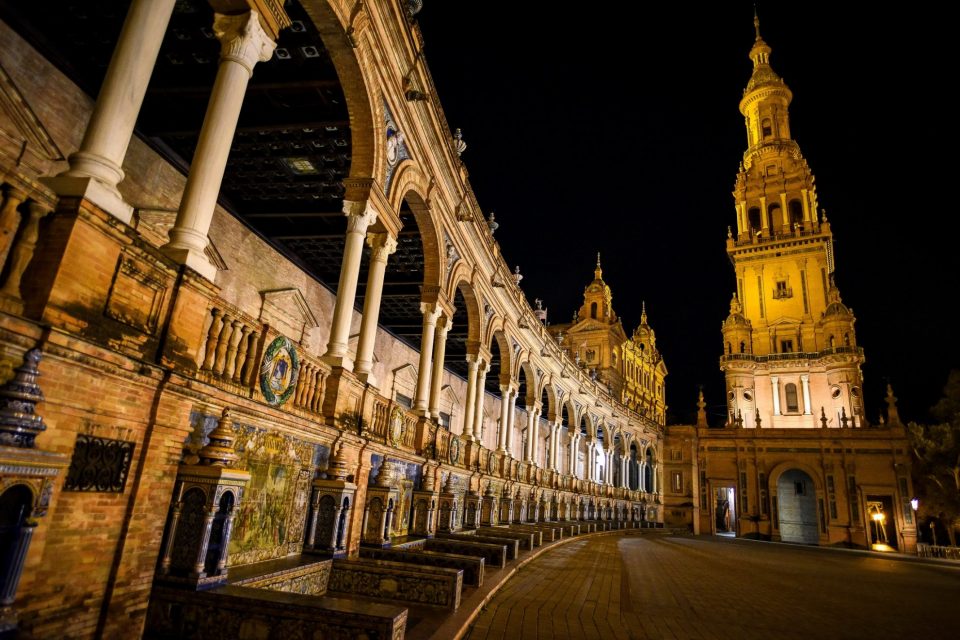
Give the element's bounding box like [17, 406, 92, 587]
[590, 302, 597, 319]
[739, 341, 746, 353]
[789, 199, 804, 229]
[748, 207, 761, 233]
[785, 383, 799, 412]
[774, 281, 792, 299]
[780, 339, 794, 353]
[762, 118, 773, 139]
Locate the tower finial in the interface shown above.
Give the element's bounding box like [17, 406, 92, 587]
[594, 252, 603, 280]
[640, 300, 648, 324]
[753, 5, 761, 40]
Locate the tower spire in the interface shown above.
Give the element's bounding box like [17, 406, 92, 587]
[594, 251, 602, 280]
[753, 5, 761, 40]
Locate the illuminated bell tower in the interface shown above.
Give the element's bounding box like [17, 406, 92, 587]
[721, 14, 865, 429]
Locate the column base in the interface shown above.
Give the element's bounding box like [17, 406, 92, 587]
[321, 353, 355, 371]
[161, 244, 218, 282]
[41, 176, 133, 225]
[355, 370, 378, 389]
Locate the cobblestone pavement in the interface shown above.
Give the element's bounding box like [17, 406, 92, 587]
[465, 533, 960, 640]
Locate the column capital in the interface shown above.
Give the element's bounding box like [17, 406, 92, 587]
[214, 10, 277, 75]
[366, 232, 398, 261]
[343, 199, 378, 233]
[420, 302, 442, 321]
[800, 374, 810, 382]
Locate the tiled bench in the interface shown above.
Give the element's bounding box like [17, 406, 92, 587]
[146, 583, 406, 640]
[438, 531, 520, 560]
[360, 546, 485, 587]
[329, 557, 463, 610]
[424, 537, 507, 571]
[230, 557, 332, 595]
[476, 526, 536, 551]
[515, 523, 562, 542]
[507, 525, 545, 546]
[576, 521, 597, 533]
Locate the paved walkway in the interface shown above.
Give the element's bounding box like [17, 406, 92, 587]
[466, 533, 960, 639]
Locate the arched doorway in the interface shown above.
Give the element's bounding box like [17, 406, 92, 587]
[777, 469, 818, 544]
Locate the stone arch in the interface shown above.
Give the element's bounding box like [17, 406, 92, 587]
[397, 187, 444, 295]
[490, 328, 514, 387]
[541, 377, 559, 421]
[303, 1, 378, 182]
[449, 277, 483, 348]
[768, 461, 824, 495]
[517, 359, 537, 406]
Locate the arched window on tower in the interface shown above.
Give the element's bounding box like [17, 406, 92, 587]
[785, 383, 799, 413]
[844, 333, 851, 347]
[739, 341, 746, 354]
[748, 207, 761, 234]
[590, 302, 597, 319]
[829, 335, 836, 349]
[726, 342, 732, 355]
[762, 118, 773, 139]
[789, 199, 804, 230]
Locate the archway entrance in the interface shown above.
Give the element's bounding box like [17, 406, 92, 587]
[777, 469, 818, 544]
[866, 495, 898, 551]
[714, 486, 736, 536]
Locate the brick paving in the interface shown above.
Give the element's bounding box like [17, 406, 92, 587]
[466, 533, 960, 639]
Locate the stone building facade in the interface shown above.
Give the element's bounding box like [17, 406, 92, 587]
[663, 17, 915, 554]
[0, 1, 663, 637]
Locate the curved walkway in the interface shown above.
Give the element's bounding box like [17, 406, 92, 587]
[465, 533, 960, 640]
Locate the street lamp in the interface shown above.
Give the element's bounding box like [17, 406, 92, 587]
[911, 497, 920, 552]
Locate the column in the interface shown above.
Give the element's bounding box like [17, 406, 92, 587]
[428, 317, 451, 419]
[734, 203, 744, 235]
[779, 193, 789, 231]
[462, 356, 479, 441]
[553, 421, 563, 471]
[322, 202, 377, 366]
[771, 376, 781, 416]
[800, 374, 812, 415]
[497, 385, 511, 453]
[505, 388, 517, 456]
[531, 408, 542, 465]
[568, 432, 577, 476]
[162, 11, 277, 280]
[45, 0, 177, 223]
[759, 196, 769, 234]
[472, 362, 489, 441]
[639, 461, 647, 492]
[354, 233, 398, 385]
[524, 407, 536, 462]
[586, 442, 595, 482]
[414, 304, 441, 414]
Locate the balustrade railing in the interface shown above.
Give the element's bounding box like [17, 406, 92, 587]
[917, 543, 960, 560]
[0, 182, 56, 314]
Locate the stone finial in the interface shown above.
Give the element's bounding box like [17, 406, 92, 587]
[754, 408, 761, 428]
[375, 458, 397, 488]
[406, 0, 423, 18]
[735, 409, 744, 428]
[198, 408, 239, 467]
[453, 128, 466, 157]
[487, 211, 498, 235]
[696, 389, 708, 428]
[326, 440, 352, 481]
[422, 463, 437, 492]
[885, 384, 902, 426]
[820, 406, 829, 428]
[840, 407, 849, 428]
[0, 348, 46, 448]
[513, 265, 523, 285]
[443, 472, 457, 493]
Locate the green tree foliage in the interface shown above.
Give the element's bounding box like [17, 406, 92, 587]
[908, 370, 960, 546]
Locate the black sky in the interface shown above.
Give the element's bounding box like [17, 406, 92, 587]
[416, 3, 958, 425]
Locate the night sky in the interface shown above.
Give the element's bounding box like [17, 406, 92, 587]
[416, 4, 957, 425]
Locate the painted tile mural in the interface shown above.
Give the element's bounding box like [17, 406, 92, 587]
[368, 455, 421, 538]
[187, 411, 329, 566]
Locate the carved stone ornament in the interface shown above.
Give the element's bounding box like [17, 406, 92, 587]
[389, 406, 405, 447]
[0, 348, 45, 448]
[259, 336, 300, 406]
[448, 435, 461, 465]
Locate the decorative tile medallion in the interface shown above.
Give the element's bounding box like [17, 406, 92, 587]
[449, 435, 461, 465]
[259, 336, 300, 406]
[384, 100, 409, 195]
